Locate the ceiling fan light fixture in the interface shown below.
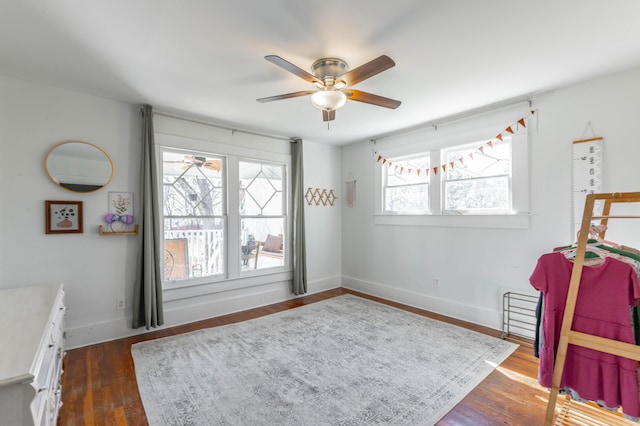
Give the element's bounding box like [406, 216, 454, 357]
[311, 89, 347, 111]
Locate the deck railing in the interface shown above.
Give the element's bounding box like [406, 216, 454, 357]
[165, 229, 224, 278]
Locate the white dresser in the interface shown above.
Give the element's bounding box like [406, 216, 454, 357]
[0, 284, 65, 426]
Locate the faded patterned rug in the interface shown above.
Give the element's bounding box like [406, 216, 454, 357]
[132, 295, 517, 425]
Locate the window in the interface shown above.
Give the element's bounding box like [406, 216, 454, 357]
[162, 150, 225, 281]
[383, 154, 430, 213]
[374, 132, 528, 229]
[161, 148, 288, 287]
[240, 160, 286, 270]
[442, 138, 511, 214]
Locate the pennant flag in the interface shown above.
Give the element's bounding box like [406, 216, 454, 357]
[374, 109, 537, 178]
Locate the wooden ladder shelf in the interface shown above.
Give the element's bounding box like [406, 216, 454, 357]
[545, 191, 640, 425]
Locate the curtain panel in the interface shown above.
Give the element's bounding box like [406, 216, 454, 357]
[290, 138, 308, 295]
[132, 105, 164, 329]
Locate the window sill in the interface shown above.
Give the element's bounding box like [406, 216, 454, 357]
[163, 269, 292, 302]
[373, 213, 530, 229]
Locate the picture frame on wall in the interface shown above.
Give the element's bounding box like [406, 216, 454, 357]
[45, 200, 83, 234]
[108, 192, 133, 216]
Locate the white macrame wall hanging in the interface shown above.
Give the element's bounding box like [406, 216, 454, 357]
[345, 174, 356, 207]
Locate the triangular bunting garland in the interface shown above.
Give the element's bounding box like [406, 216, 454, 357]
[373, 109, 535, 177]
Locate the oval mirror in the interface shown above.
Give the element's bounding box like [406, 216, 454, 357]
[45, 141, 114, 193]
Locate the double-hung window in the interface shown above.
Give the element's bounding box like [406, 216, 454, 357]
[442, 138, 511, 214]
[162, 150, 225, 281]
[239, 160, 286, 270]
[383, 154, 430, 214]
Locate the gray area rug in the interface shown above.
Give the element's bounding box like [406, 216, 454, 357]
[132, 295, 517, 425]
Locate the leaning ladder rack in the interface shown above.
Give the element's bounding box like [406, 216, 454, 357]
[544, 192, 640, 425]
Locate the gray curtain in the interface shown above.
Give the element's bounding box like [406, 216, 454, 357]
[290, 138, 307, 295]
[132, 105, 164, 329]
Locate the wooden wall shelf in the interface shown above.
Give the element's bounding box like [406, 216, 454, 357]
[98, 225, 138, 236]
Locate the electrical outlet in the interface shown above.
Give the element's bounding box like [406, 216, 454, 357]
[116, 297, 126, 310]
[433, 277, 440, 287]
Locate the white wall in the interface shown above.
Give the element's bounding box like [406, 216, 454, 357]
[2, 66, 638, 347]
[0, 76, 341, 348]
[341, 66, 640, 331]
[302, 141, 342, 285]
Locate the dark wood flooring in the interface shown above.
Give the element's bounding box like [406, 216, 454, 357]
[58, 288, 553, 425]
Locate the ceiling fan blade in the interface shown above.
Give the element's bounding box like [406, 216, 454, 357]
[257, 90, 316, 103]
[265, 55, 322, 85]
[340, 55, 396, 86]
[345, 90, 401, 109]
[322, 109, 336, 122]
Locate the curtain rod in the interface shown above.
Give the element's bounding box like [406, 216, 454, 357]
[370, 95, 534, 143]
[148, 109, 292, 142]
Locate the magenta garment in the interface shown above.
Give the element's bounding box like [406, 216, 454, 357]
[530, 252, 640, 417]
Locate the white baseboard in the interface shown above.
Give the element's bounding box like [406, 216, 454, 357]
[65, 275, 341, 349]
[342, 275, 502, 332]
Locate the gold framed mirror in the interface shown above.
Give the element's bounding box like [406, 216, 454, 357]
[45, 140, 114, 193]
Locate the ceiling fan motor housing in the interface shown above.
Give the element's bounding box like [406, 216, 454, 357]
[311, 58, 349, 84]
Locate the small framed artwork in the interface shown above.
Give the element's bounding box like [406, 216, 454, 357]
[45, 200, 83, 234]
[106, 192, 134, 232]
[108, 192, 133, 216]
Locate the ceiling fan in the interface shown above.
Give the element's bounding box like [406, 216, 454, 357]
[257, 55, 401, 122]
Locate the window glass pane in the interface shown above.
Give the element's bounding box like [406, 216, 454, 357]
[163, 152, 224, 216]
[445, 139, 510, 180]
[240, 161, 284, 216]
[386, 156, 430, 186]
[385, 185, 429, 212]
[241, 218, 285, 270]
[445, 176, 510, 211]
[164, 217, 225, 281]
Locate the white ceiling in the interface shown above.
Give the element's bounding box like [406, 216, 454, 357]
[2, 1, 640, 145]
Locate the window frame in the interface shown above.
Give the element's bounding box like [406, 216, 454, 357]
[156, 134, 292, 294]
[161, 147, 228, 282]
[382, 152, 431, 215]
[440, 137, 513, 215]
[238, 158, 288, 272]
[374, 132, 529, 229]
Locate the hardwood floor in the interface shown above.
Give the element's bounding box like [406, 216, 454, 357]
[58, 288, 551, 425]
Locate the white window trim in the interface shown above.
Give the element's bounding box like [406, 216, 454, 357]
[155, 131, 292, 300]
[374, 133, 529, 229]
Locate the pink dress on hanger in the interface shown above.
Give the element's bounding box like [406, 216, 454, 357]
[530, 251, 640, 417]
